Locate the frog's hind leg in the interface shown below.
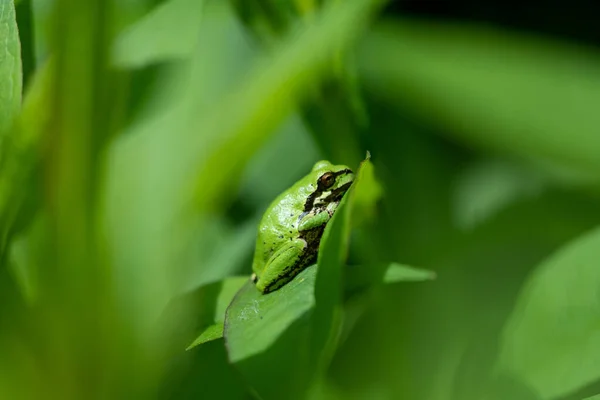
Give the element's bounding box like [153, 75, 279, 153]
[255, 239, 307, 293]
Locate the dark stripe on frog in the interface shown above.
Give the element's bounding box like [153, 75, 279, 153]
[299, 181, 353, 224]
[313, 181, 353, 208]
[303, 168, 353, 213]
[262, 225, 324, 293]
[262, 250, 317, 293]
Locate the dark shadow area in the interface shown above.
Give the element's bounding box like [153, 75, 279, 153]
[157, 280, 224, 359]
[15, 0, 35, 90]
[159, 338, 250, 400]
[385, 1, 600, 47]
[230, 311, 314, 400]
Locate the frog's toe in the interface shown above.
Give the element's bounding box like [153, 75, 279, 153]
[251, 273, 258, 283]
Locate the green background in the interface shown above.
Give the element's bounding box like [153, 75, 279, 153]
[2, 0, 600, 399]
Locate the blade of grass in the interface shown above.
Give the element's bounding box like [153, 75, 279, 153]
[0, 0, 22, 138]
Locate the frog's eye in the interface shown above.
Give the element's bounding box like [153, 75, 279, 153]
[318, 172, 336, 189]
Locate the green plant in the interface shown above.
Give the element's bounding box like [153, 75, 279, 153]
[2, 1, 600, 399]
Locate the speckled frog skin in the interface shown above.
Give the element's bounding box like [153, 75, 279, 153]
[251, 160, 354, 293]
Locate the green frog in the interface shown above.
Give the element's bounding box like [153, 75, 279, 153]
[251, 160, 354, 293]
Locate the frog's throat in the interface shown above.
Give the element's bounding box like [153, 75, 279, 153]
[303, 168, 353, 212]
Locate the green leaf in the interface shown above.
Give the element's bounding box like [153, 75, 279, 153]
[184, 276, 247, 349]
[0, 0, 22, 136]
[583, 395, 600, 400]
[224, 266, 317, 400]
[496, 225, 600, 399]
[309, 154, 383, 378]
[345, 262, 436, 292]
[104, 1, 256, 329]
[214, 277, 248, 320]
[112, 0, 206, 68]
[225, 266, 316, 362]
[309, 178, 350, 370]
[160, 276, 247, 353]
[359, 19, 600, 180]
[452, 159, 546, 230]
[383, 262, 437, 284]
[7, 215, 49, 304]
[338, 262, 435, 354]
[223, 261, 432, 362]
[186, 323, 223, 349]
[0, 61, 52, 261]
[173, 216, 257, 295]
[349, 151, 384, 229]
[343, 151, 387, 281]
[222, 262, 432, 399]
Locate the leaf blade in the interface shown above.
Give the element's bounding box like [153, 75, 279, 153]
[224, 266, 317, 400]
[112, 0, 206, 68]
[359, 19, 600, 179]
[0, 0, 22, 136]
[310, 154, 382, 375]
[497, 225, 600, 399]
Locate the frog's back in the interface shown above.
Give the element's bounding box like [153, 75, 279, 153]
[251, 181, 313, 274]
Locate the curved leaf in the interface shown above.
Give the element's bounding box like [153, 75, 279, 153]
[224, 266, 316, 400]
[186, 323, 222, 349]
[310, 154, 382, 372]
[497, 226, 600, 399]
[223, 261, 432, 398]
[224, 266, 316, 363]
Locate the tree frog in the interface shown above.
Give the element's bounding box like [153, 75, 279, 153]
[251, 160, 354, 293]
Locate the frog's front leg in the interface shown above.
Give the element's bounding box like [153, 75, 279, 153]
[298, 210, 331, 232]
[255, 239, 307, 293]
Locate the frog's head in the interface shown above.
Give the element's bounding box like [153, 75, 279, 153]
[304, 160, 354, 212]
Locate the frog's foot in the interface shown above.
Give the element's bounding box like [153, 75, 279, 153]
[255, 239, 307, 293]
[251, 273, 258, 283]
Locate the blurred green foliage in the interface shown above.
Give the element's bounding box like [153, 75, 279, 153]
[3, 0, 600, 399]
